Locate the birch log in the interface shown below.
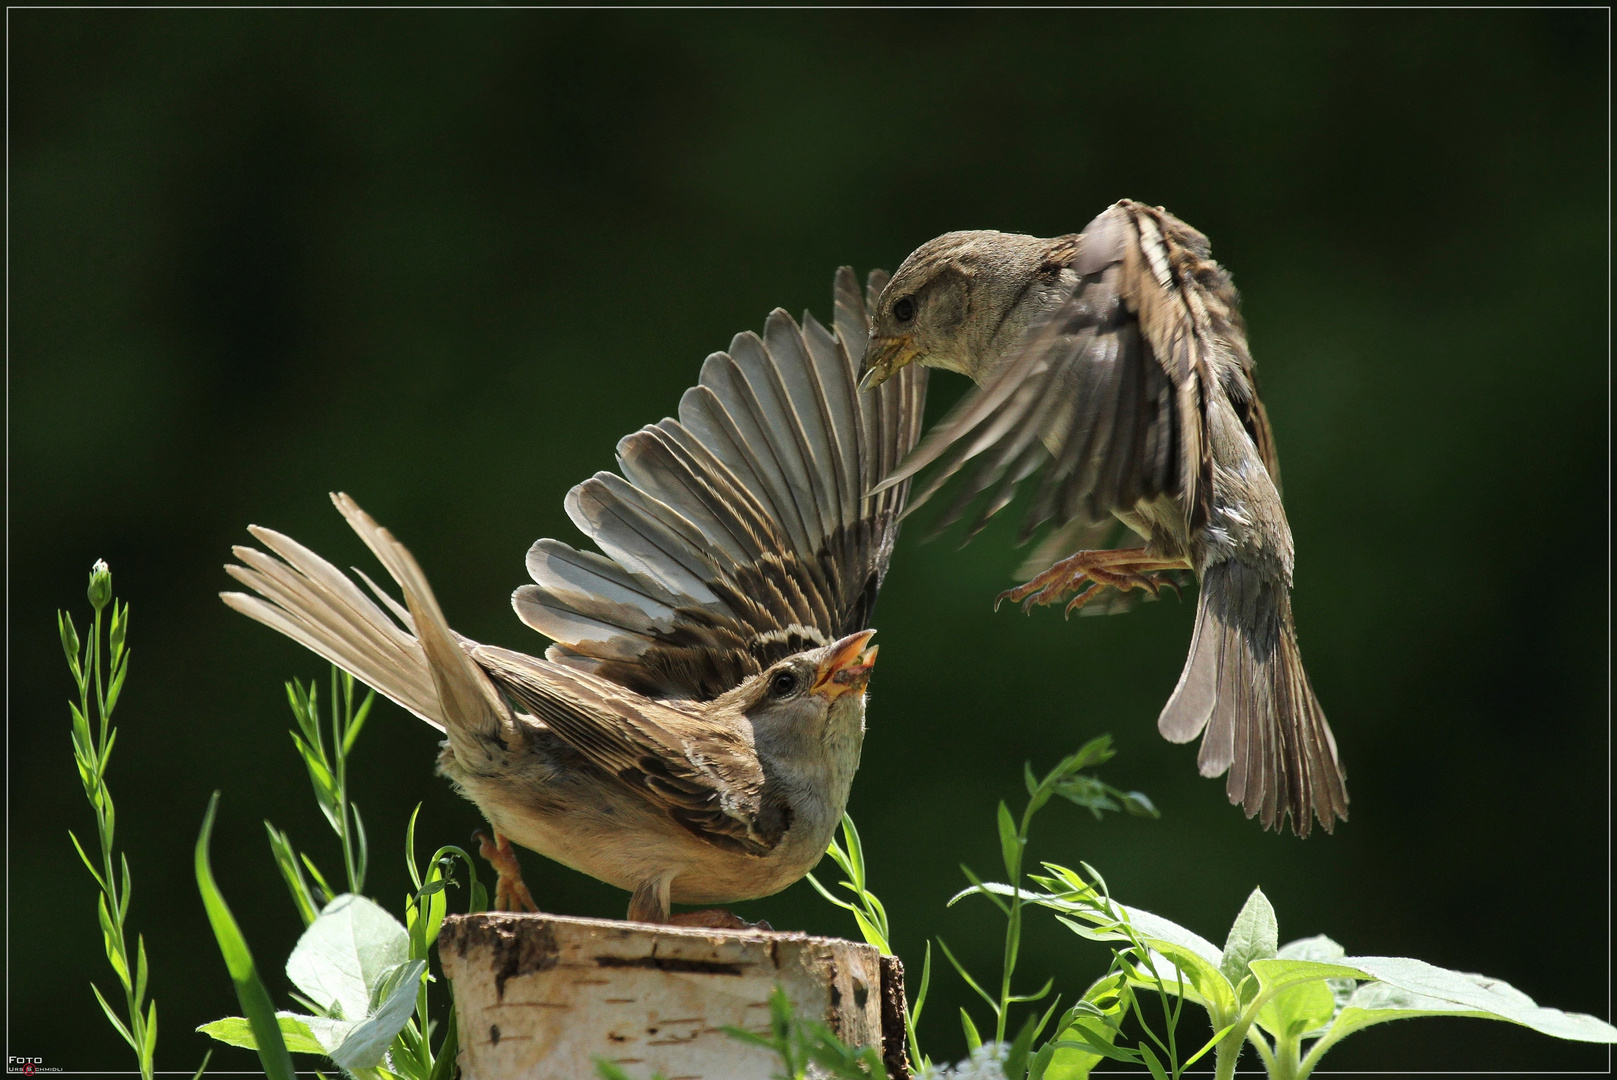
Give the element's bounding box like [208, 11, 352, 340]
[438, 913, 908, 1080]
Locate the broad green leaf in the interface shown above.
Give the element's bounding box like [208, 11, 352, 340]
[328, 959, 428, 1069]
[1339, 956, 1617, 1043]
[197, 1014, 327, 1056]
[1279, 934, 1359, 1013]
[1250, 958, 1366, 1039]
[1219, 887, 1278, 990]
[285, 894, 409, 1021]
[194, 792, 297, 1080]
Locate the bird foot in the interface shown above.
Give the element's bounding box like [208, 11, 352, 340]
[667, 909, 773, 931]
[996, 548, 1187, 618]
[474, 829, 540, 913]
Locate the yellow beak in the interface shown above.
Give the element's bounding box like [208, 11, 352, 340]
[811, 630, 879, 701]
[858, 335, 920, 391]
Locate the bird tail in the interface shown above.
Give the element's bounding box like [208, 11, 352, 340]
[222, 493, 512, 761]
[1157, 559, 1348, 836]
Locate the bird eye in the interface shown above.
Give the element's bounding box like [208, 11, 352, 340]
[892, 296, 916, 322]
[769, 670, 799, 697]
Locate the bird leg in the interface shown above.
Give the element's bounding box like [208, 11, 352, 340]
[625, 877, 771, 930]
[474, 829, 539, 913]
[997, 547, 1191, 617]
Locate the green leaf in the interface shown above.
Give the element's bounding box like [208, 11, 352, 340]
[997, 801, 1022, 879]
[69, 830, 108, 891]
[1042, 982, 1139, 1078]
[1251, 958, 1355, 1039]
[342, 688, 375, 755]
[194, 793, 297, 1080]
[1278, 934, 1357, 1009]
[1069, 734, 1115, 772]
[1337, 956, 1617, 1043]
[135, 934, 150, 1012]
[91, 982, 138, 1050]
[326, 960, 428, 1069]
[429, 1001, 460, 1080]
[938, 938, 1000, 1015]
[198, 1014, 328, 1056]
[840, 814, 867, 895]
[285, 894, 410, 1021]
[1137, 1042, 1169, 1080]
[1218, 887, 1278, 990]
[959, 1008, 983, 1052]
[1120, 791, 1158, 818]
[1002, 1009, 1041, 1079]
[59, 611, 82, 672]
[265, 823, 321, 927]
[140, 999, 158, 1076]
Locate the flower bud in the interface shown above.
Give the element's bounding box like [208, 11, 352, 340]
[87, 559, 112, 612]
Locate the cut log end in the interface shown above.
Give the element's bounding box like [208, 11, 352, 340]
[438, 912, 906, 1079]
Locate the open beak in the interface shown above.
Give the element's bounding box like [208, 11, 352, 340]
[810, 630, 879, 701]
[858, 334, 919, 391]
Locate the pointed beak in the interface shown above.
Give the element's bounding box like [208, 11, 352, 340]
[811, 630, 879, 701]
[858, 334, 919, 391]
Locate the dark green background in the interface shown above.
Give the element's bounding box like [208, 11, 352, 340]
[10, 9, 1607, 1075]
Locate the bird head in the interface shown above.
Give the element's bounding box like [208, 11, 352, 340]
[733, 630, 878, 740]
[860, 229, 1071, 389]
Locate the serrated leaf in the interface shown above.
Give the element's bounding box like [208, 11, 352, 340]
[285, 894, 410, 1021]
[197, 1014, 327, 1055]
[1219, 887, 1278, 989]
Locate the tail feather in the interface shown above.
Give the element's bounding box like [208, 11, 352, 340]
[328, 494, 512, 759]
[1158, 559, 1347, 836]
[223, 495, 516, 767]
[223, 538, 441, 729]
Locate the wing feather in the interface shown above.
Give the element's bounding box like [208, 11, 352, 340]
[521, 270, 929, 700]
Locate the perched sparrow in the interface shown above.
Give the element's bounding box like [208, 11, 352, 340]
[223, 268, 928, 923]
[860, 200, 1347, 837]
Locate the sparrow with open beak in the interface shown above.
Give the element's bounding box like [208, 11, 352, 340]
[860, 200, 1347, 837]
[223, 268, 927, 924]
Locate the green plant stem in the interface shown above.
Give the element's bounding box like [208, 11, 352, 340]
[1294, 1027, 1342, 1080]
[994, 801, 1038, 1044]
[1212, 1029, 1244, 1080]
[333, 668, 358, 893]
[65, 576, 155, 1080]
[1265, 1029, 1298, 1080]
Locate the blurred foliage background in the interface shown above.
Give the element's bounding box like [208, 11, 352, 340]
[10, 9, 1606, 1075]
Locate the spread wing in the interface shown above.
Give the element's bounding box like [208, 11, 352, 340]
[474, 645, 789, 855]
[877, 200, 1275, 546]
[515, 267, 929, 701]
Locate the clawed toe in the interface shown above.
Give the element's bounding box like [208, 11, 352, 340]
[475, 828, 540, 913]
[1000, 549, 1190, 618]
[667, 909, 771, 931]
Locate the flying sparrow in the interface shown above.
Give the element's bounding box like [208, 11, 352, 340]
[223, 268, 928, 923]
[859, 200, 1347, 837]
